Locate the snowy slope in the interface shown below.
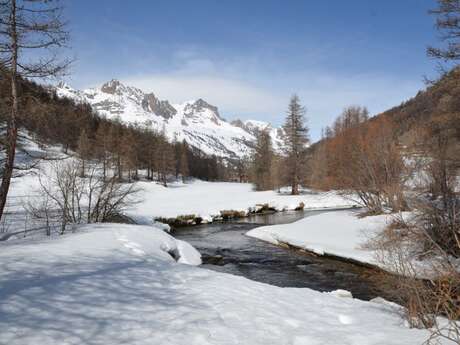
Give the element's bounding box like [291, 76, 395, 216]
[55, 80, 284, 158]
[0, 223, 438, 345]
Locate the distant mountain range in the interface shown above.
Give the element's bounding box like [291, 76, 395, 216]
[55, 79, 284, 158]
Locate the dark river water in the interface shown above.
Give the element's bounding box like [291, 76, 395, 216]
[173, 209, 387, 301]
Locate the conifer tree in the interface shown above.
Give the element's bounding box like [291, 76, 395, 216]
[281, 95, 309, 195]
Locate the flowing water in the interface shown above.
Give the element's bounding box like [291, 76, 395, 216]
[173, 209, 387, 300]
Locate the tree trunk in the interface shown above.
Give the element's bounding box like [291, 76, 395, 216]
[0, 1, 18, 221]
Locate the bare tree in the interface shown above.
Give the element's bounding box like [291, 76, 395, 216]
[36, 160, 139, 234]
[0, 0, 70, 222]
[282, 95, 309, 195]
[77, 128, 91, 177]
[428, 0, 460, 64]
[310, 107, 407, 214]
[179, 139, 189, 183]
[156, 127, 174, 187]
[251, 128, 274, 191]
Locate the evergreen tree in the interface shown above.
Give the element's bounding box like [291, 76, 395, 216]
[282, 95, 309, 195]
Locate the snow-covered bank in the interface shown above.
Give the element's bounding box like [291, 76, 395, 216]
[247, 209, 389, 268]
[129, 180, 356, 224]
[0, 223, 436, 345]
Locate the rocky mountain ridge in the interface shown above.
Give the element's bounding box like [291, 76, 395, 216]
[55, 79, 283, 158]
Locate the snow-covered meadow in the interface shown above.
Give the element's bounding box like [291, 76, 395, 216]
[129, 180, 357, 224]
[0, 222, 437, 345]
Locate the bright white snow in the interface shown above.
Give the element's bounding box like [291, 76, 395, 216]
[247, 209, 389, 267]
[0, 223, 435, 345]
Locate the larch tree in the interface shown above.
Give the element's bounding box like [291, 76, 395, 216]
[77, 128, 91, 177]
[281, 94, 309, 195]
[179, 139, 189, 183]
[428, 0, 460, 64]
[156, 127, 174, 187]
[95, 123, 110, 179]
[0, 0, 69, 221]
[251, 128, 274, 191]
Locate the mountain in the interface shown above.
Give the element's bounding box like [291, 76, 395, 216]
[375, 67, 460, 144]
[231, 119, 285, 151]
[55, 80, 284, 158]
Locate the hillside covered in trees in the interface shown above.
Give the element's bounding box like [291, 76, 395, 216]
[377, 67, 460, 144]
[0, 76, 233, 183]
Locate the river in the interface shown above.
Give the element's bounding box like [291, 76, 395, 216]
[173, 209, 387, 300]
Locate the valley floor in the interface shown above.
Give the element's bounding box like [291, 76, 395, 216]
[129, 179, 356, 224]
[0, 173, 442, 344]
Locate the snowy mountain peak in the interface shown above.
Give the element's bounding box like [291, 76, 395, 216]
[193, 99, 221, 118]
[182, 98, 222, 125]
[53, 80, 284, 158]
[100, 79, 123, 94]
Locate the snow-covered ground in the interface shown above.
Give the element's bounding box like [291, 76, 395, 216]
[247, 209, 388, 268]
[0, 223, 436, 345]
[129, 180, 357, 224]
[0, 142, 441, 344]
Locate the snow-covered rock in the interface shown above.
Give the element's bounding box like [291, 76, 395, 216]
[54, 80, 285, 158]
[330, 289, 354, 298]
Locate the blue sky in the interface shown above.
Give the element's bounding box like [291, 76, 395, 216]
[65, 0, 439, 140]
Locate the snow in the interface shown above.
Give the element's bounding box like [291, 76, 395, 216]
[246, 209, 389, 267]
[330, 289, 354, 298]
[0, 222, 437, 345]
[128, 180, 357, 224]
[176, 239, 202, 265]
